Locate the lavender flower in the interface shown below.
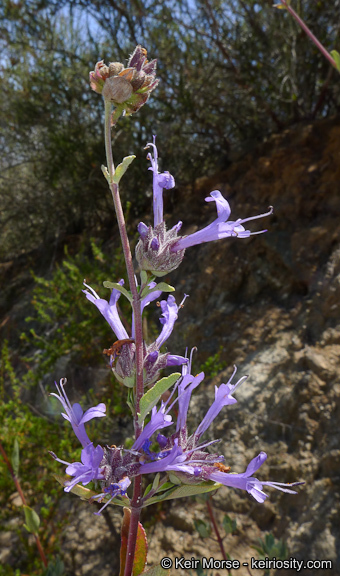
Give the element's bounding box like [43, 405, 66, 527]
[50, 378, 106, 447]
[51, 359, 301, 511]
[83, 280, 187, 386]
[93, 476, 131, 515]
[208, 452, 302, 503]
[134, 363, 302, 502]
[50, 443, 105, 492]
[172, 191, 274, 251]
[136, 140, 273, 276]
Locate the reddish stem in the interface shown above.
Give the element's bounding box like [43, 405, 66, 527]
[206, 497, 228, 562]
[280, 0, 337, 69]
[0, 441, 48, 567]
[104, 102, 145, 576]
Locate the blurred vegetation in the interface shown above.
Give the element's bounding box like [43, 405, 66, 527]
[1, 0, 339, 260]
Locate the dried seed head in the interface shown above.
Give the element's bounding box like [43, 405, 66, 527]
[89, 46, 159, 115]
[109, 62, 124, 77]
[102, 76, 133, 104]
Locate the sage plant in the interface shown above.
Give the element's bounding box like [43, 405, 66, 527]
[50, 46, 302, 576]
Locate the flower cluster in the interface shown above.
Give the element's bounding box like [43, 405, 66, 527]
[135, 137, 273, 276]
[51, 358, 302, 513]
[82, 280, 188, 387]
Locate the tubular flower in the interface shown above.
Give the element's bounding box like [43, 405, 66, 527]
[136, 140, 273, 275]
[50, 361, 302, 511]
[135, 138, 185, 276]
[50, 443, 105, 492]
[89, 45, 159, 115]
[172, 191, 273, 251]
[83, 280, 187, 386]
[135, 364, 303, 502]
[50, 378, 106, 447]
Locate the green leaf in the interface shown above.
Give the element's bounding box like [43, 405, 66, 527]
[42, 557, 65, 576]
[138, 373, 181, 424]
[144, 481, 221, 506]
[140, 565, 171, 576]
[101, 165, 110, 182]
[194, 519, 211, 539]
[140, 270, 149, 288]
[156, 481, 175, 492]
[103, 281, 133, 302]
[159, 481, 221, 501]
[113, 155, 136, 184]
[143, 483, 153, 498]
[331, 50, 340, 72]
[140, 282, 175, 299]
[143, 486, 178, 507]
[11, 438, 20, 476]
[23, 505, 40, 535]
[222, 514, 237, 534]
[120, 508, 147, 576]
[152, 473, 160, 491]
[168, 473, 182, 485]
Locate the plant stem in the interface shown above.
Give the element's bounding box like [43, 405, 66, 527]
[280, 0, 337, 69]
[104, 101, 144, 576]
[206, 496, 228, 562]
[0, 442, 48, 568]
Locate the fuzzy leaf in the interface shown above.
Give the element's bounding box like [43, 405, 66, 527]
[331, 50, 340, 72]
[113, 155, 136, 184]
[152, 473, 160, 491]
[138, 373, 181, 424]
[103, 281, 133, 302]
[23, 505, 40, 535]
[120, 508, 147, 576]
[156, 481, 221, 502]
[143, 486, 178, 507]
[140, 270, 149, 288]
[11, 438, 20, 476]
[101, 165, 110, 182]
[140, 565, 171, 576]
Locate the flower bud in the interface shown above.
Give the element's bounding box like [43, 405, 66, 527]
[135, 221, 185, 276]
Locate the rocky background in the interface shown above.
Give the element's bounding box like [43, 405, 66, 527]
[1, 116, 340, 575]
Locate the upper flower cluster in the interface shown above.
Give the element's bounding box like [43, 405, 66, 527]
[89, 45, 159, 115]
[135, 139, 273, 276]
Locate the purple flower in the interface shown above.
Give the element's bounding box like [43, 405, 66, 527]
[132, 402, 173, 451]
[83, 280, 129, 341]
[83, 278, 187, 385]
[194, 366, 248, 438]
[208, 452, 303, 503]
[50, 443, 105, 492]
[136, 140, 273, 276]
[50, 378, 106, 447]
[135, 363, 302, 503]
[171, 191, 273, 252]
[146, 136, 175, 227]
[139, 440, 195, 475]
[93, 476, 131, 515]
